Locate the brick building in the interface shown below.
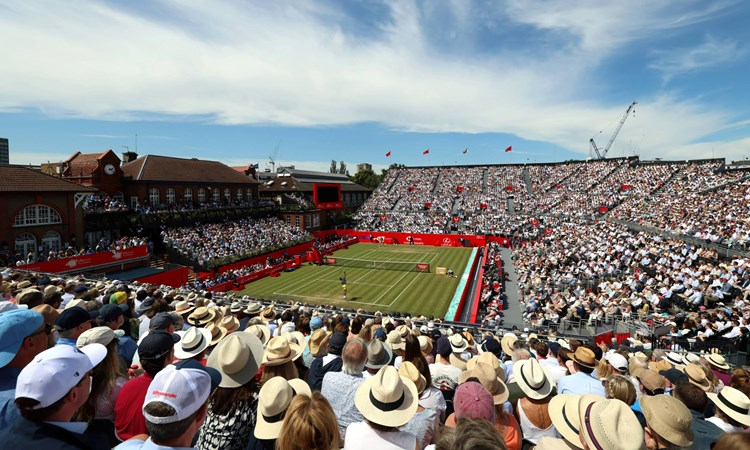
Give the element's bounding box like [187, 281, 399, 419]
[0, 165, 95, 262]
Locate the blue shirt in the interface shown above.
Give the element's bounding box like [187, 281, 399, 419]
[118, 335, 138, 367]
[557, 371, 606, 397]
[116, 437, 193, 450]
[55, 337, 77, 347]
[0, 366, 22, 431]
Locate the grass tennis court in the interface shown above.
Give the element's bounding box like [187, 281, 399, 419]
[238, 243, 474, 317]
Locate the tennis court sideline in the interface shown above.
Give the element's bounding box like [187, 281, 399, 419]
[238, 242, 474, 317]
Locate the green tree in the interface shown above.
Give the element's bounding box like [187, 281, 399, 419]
[329, 160, 337, 173]
[351, 168, 381, 190]
[338, 161, 348, 175]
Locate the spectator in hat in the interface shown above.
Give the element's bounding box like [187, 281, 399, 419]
[32, 304, 60, 347]
[138, 298, 170, 339]
[578, 397, 644, 450]
[308, 332, 347, 391]
[100, 303, 138, 367]
[0, 309, 47, 430]
[250, 376, 312, 450]
[706, 386, 750, 432]
[429, 336, 462, 391]
[641, 394, 694, 450]
[510, 358, 556, 447]
[363, 339, 393, 378]
[173, 327, 212, 364]
[115, 359, 221, 450]
[0, 343, 108, 449]
[196, 333, 263, 450]
[322, 338, 368, 437]
[672, 382, 723, 449]
[260, 336, 302, 386]
[344, 365, 418, 450]
[276, 392, 341, 450]
[631, 368, 667, 427]
[398, 361, 439, 449]
[74, 326, 128, 447]
[114, 331, 180, 441]
[556, 346, 605, 397]
[54, 306, 99, 347]
[15, 288, 44, 309]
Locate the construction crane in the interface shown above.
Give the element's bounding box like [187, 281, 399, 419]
[590, 101, 637, 160]
[268, 140, 282, 172]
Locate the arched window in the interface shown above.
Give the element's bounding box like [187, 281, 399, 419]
[247, 188, 253, 200]
[236, 189, 243, 201]
[114, 192, 124, 202]
[224, 188, 231, 202]
[213, 189, 220, 203]
[41, 230, 62, 255]
[166, 188, 176, 204]
[184, 188, 193, 203]
[15, 233, 37, 258]
[198, 188, 206, 203]
[149, 188, 160, 205]
[13, 205, 62, 227]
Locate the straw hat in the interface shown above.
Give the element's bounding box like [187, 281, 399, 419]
[207, 332, 263, 388]
[449, 334, 468, 353]
[386, 330, 405, 351]
[662, 352, 685, 367]
[32, 304, 59, 326]
[706, 354, 730, 370]
[354, 366, 418, 428]
[395, 324, 410, 338]
[254, 376, 311, 440]
[174, 327, 212, 360]
[398, 361, 427, 395]
[260, 307, 276, 322]
[76, 326, 121, 348]
[549, 394, 602, 449]
[513, 357, 555, 400]
[707, 386, 750, 426]
[501, 333, 518, 356]
[462, 331, 475, 347]
[641, 394, 694, 447]
[173, 300, 194, 316]
[187, 307, 216, 326]
[243, 302, 263, 315]
[570, 347, 598, 369]
[459, 361, 509, 404]
[417, 335, 432, 356]
[534, 437, 581, 450]
[467, 351, 505, 381]
[684, 363, 710, 392]
[649, 360, 672, 373]
[633, 368, 666, 392]
[282, 331, 306, 350]
[229, 302, 242, 313]
[262, 336, 303, 366]
[219, 316, 240, 334]
[365, 339, 393, 370]
[578, 398, 644, 450]
[205, 323, 227, 346]
[450, 353, 468, 371]
[682, 353, 701, 366]
[244, 324, 271, 345]
[308, 329, 331, 357]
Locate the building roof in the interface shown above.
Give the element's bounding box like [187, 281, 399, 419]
[259, 178, 370, 193]
[0, 166, 97, 192]
[121, 155, 259, 184]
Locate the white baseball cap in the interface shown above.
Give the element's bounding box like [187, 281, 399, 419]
[16, 343, 107, 408]
[605, 352, 629, 373]
[142, 359, 221, 424]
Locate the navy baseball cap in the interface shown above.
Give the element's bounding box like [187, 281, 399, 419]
[139, 331, 180, 360]
[149, 312, 178, 331]
[436, 336, 452, 357]
[99, 304, 128, 323]
[55, 306, 99, 331]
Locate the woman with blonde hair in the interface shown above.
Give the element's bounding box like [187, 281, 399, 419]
[277, 392, 341, 450]
[603, 374, 637, 405]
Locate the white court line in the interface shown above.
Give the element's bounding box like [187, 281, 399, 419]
[387, 251, 442, 306]
[270, 292, 388, 306]
[319, 279, 392, 287]
[280, 245, 385, 294]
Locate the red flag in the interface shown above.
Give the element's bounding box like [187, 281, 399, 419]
[424, 202, 432, 209]
[385, 151, 391, 157]
[504, 146, 512, 152]
[380, 215, 387, 221]
[505, 185, 513, 192]
[423, 149, 430, 155]
[456, 186, 463, 192]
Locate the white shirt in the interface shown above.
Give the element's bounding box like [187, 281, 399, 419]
[344, 421, 417, 450]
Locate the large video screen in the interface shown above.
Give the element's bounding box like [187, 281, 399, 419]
[316, 185, 340, 203]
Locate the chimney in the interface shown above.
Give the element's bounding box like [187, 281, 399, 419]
[122, 151, 138, 163]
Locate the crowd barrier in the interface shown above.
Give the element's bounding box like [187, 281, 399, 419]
[469, 246, 493, 323]
[315, 229, 488, 247]
[17, 245, 150, 273]
[135, 266, 190, 288]
[217, 241, 314, 274]
[452, 248, 481, 321]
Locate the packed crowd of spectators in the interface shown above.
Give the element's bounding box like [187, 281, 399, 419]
[84, 193, 274, 215]
[4, 236, 150, 268]
[0, 269, 747, 449]
[161, 217, 311, 268]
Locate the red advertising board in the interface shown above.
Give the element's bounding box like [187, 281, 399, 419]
[136, 266, 189, 288]
[416, 263, 430, 272]
[326, 257, 337, 265]
[17, 246, 150, 273]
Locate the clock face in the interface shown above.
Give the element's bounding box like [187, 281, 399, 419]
[104, 164, 116, 175]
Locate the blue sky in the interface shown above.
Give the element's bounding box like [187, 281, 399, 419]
[1, 1, 749, 173]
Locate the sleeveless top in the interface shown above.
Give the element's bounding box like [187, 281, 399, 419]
[517, 399, 560, 444]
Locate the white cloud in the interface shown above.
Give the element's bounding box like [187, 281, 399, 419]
[649, 36, 746, 80]
[0, 0, 746, 163]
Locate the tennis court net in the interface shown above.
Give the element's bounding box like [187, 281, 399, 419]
[324, 256, 430, 272]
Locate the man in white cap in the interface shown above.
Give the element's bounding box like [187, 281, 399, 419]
[115, 359, 221, 449]
[0, 343, 108, 448]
